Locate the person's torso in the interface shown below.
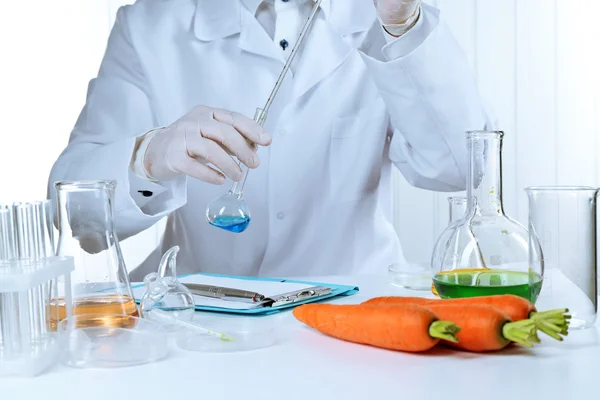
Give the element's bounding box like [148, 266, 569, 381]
[126, 0, 403, 280]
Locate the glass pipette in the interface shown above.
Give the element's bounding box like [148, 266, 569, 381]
[206, 0, 324, 233]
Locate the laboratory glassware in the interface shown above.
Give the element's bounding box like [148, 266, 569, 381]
[0, 202, 74, 377]
[388, 262, 432, 291]
[140, 245, 195, 329]
[147, 309, 235, 341]
[0, 206, 18, 365]
[138, 245, 235, 340]
[430, 196, 474, 296]
[52, 180, 138, 330]
[526, 186, 598, 329]
[431, 131, 543, 302]
[448, 196, 467, 224]
[205, 0, 323, 233]
[175, 314, 277, 353]
[57, 314, 169, 368]
[0, 258, 74, 377]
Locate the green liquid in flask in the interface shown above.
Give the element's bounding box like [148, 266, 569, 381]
[432, 269, 543, 303]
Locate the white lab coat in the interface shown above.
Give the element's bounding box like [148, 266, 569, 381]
[48, 0, 494, 281]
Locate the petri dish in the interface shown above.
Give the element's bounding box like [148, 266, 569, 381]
[57, 313, 169, 368]
[175, 315, 277, 353]
[388, 262, 432, 291]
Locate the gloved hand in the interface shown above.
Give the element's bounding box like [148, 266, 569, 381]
[142, 106, 272, 184]
[373, 0, 422, 36]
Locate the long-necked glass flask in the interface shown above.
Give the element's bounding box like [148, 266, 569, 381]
[431, 131, 543, 303]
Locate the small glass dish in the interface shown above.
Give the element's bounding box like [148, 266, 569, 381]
[57, 313, 169, 368]
[175, 315, 277, 353]
[388, 262, 432, 291]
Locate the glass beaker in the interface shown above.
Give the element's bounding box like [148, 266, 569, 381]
[430, 197, 469, 296]
[448, 196, 467, 224]
[50, 180, 138, 330]
[431, 131, 543, 302]
[526, 186, 598, 329]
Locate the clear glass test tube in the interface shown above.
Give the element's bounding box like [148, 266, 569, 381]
[526, 186, 599, 329]
[37, 200, 55, 258]
[12, 202, 51, 349]
[0, 206, 17, 259]
[35, 201, 55, 337]
[14, 204, 36, 348]
[0, 207, 18, 357]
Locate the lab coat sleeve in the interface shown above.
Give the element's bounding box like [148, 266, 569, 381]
[47, 6, 187, 240]
[358, 4, 497, 192]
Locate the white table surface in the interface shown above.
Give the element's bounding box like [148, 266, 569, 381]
[3, 274, 600, 400]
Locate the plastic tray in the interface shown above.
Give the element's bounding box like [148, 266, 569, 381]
[57, 313, 169, 368]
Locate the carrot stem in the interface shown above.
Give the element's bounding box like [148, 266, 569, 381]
[537, 320, 568, 341]
[501, 319, 538, 348]
[429, 321, 461, 343]
[529, 308, 570, 341]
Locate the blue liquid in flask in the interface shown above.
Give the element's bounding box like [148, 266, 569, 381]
[209, 215, 251, 233]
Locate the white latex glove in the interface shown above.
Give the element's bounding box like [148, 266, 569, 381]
[373, 0, 422, 36]
[142, 106, 272, 184]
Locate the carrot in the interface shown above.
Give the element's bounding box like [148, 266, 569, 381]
[292, 303, 461, 352]
[419, 303, 539, 352]
[363, 295, 569, 341]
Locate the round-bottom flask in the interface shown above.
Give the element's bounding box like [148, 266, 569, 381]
[431, 131, 543, 303]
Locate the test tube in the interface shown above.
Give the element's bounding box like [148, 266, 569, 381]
[15, 203, 35, 259]
[0, 205, 17, 259]
[14, 204, 35, 347]
[39, 200, 55, 257]
[0, 207, 18, 356]
[36, 201, 54, 337]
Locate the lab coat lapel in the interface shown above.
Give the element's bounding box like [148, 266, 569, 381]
[291, 0, 377, 100]
[238, 7, 286, 64]
[192, 0, 378, 98]
[192, 0, 241, 41]
[193, 0, 284, 64]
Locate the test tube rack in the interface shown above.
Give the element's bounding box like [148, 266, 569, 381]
[0, 257, 74, 377]
[0, 201, 74, 377]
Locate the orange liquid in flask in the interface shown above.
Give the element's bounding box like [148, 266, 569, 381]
[48, 294, 139, 331]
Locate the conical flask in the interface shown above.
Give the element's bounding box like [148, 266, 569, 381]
[50, 180, 138, 329]
[431, 131, 543, 303]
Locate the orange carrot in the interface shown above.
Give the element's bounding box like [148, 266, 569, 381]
[419, 303, 539, 352]
[363, 295, 569, 341]
[292, 303, 460, 352]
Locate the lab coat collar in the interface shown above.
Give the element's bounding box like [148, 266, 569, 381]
[192, 0, 241, 41]
[240, 0, 264, 15]
[192, 0, 376, 101]
[240, 0, 332, 20]
[192, 0, 372, 41]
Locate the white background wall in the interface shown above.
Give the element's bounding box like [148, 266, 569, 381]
[0, 0, 598, 270]
[394, 0, 600, 261]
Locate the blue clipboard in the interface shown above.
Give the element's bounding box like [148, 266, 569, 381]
[131, 272, 359, 315]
